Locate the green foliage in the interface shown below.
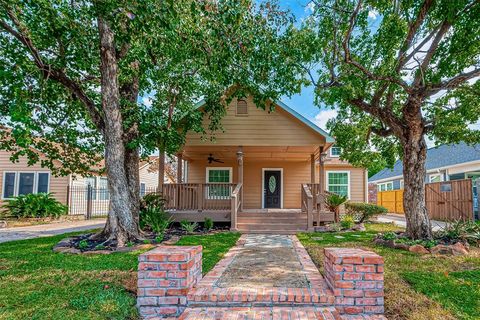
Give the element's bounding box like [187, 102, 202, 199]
[382, 232, 397, 241]
[296, 1, 480, 175]
[324, 193, 348, 213]
[140, 206, 172, 235]
[345, 202, 388, 223]
[140, 194, 166, 212]
[180, 220, 198, 234]
[340, 214, 355, 230]
[78, 240, 88, 250]
[155, 234, 164, 243]
[1, 193, 67, 219]
[204, 217, 214, 231]
[435, 220, 480, 245]
[396, 238, 438, 249]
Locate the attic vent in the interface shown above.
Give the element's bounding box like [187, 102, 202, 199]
[236, 99, 248, 115]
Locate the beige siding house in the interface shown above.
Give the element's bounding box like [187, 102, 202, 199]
[0, 151, 159, 215]
[161, 97, 367, 233]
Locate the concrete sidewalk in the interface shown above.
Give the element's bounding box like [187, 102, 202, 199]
[0, 219, 105, 243]
[376, 213, 447, 231]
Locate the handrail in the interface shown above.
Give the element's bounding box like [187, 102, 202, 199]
[230, 183, 242, 231]
[302, 184, 314, 231]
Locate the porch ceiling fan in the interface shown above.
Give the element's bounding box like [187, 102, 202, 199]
[207, 154, 224, 164]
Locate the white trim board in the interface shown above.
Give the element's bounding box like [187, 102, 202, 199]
[261, 168, 284, 209]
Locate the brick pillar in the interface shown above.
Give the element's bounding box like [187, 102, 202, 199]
[324, 248, 384, 316]
[137, 246, 202, 319]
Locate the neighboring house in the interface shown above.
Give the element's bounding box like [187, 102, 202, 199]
[0, 150, 159, 210]
[369, 143, 480, 217]
[162, 96, 368, 233]
[369, 142, 480, 191]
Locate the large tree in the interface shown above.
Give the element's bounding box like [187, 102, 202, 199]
[0, 0, 302, 246]
[297, 0, 480, 239]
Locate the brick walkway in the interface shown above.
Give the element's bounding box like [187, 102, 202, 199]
[184, 234, 338, 319]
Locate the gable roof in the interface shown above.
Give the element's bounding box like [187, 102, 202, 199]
[369, 142, 480, 182]
[194, 99, 335, 143]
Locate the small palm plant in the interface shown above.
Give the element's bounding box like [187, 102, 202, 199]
[325, 193, 348, 223]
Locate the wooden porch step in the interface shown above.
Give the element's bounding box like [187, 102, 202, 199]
[237, 217, 307, 223]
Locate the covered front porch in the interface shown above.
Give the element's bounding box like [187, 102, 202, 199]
[157, 145, 335, 231]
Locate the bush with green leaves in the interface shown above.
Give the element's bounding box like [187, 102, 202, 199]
[340, 214, 355, 230]
[324, 193, 348, 222]
[435, 220, 480, 245]
[140, 206, 172, 234]
[180, 220, 198, 234]
[345, 202, 388, 223]
[204, 217, 214, 231]
[1, 193, 67, 219]
[382, 232, 397, 241]
[140, 193, 166, 212]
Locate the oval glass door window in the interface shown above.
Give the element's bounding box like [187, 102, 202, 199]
[268, 176, 276, 193]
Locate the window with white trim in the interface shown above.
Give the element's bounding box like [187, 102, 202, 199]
[327, 171, 350, 198]
[330, 146, 341, 157]
[140, 183, 146, 197]
[85, 176, 97, 200]
[429, 173, 443, 183]
[2, 171, 51, 199]
[98, 177, 109, 200]
[206, 167, 232, 199]
[377, 182, 393, 192]
[399, 180, 404, 189]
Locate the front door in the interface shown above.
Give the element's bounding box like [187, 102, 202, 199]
[264, 170, 281, 208]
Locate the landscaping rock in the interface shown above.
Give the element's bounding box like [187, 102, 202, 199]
[351, 223, 366, 231]
[163, 235, 180, 245]
[53, 247, 81, 254]
[409, 244, 430, 254]
[430, 244, 454, 255]
[451, 242, 469, 256]
[0, 220, 7, 228]
[83, 250, 112, 255]
[394, 243, 411, 251]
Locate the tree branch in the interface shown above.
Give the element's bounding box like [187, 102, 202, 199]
[427, 68, 480, 95]
[341, 0, 412, 92]
[371, 126, 394, 137]
[0, 9, 104, 130]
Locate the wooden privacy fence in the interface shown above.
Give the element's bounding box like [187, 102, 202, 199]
[377, 179, 474, 221]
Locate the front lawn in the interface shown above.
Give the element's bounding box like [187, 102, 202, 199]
[298, 223, 480, 320]
[0, 231, 240, 320]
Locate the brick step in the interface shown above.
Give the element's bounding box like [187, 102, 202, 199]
[179, 306, 341, 320]
[187, 286, 335, 307]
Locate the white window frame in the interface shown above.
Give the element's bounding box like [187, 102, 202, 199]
[399, 180, 404, 189]
[261, 168, 284, 209]
[330, 146, 342, 157]
[326, 170, 351, 199]
[2, 171, 51, 200]
[429, 173, 443, 183]
[377, 181, 394, 192]
[205, 167, 233, 199]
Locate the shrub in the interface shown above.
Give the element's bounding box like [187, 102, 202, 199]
[180, 220, 198, 234]
[345, 202, 388, 223]
[140, 193, 165, 211]
[382, 232, 397, 241]
[324, 193, 348, 222]
[340, 214, 355, 230]
[435, 220, 480, 245]
[1, 193, 67, 219]
[140, 206, 171, 234]
[204, 217, 214, 231]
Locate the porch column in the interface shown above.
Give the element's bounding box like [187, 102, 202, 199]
[158, 151, 165, 193]
[310, 153, 315, 183]
[237, 146, 244, 211]
[319, 146, 325, 193]
[177, 152, 183, 183]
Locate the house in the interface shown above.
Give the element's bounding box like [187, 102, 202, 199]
[369, 142, 480, 216]
[369, 142, 480, 191]
[160, 97, 368, 233]
[0, 150, 159, 216]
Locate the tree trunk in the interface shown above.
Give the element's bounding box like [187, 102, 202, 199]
[94, 17, 141, 246]
[402, 130, 432, 239]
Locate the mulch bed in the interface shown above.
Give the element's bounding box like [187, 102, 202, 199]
[53, 224, 230, 254]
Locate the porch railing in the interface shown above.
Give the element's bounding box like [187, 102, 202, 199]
[301, 184, 314, 231]
[231, 183, 243, 230]
[302, 183, 335, 227]
[161, 183, 236, 212]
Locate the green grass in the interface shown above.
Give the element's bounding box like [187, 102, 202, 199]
[298, 223, 480, 320]
[176, 232, 240, 274]
[0, 231, 240, 320]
